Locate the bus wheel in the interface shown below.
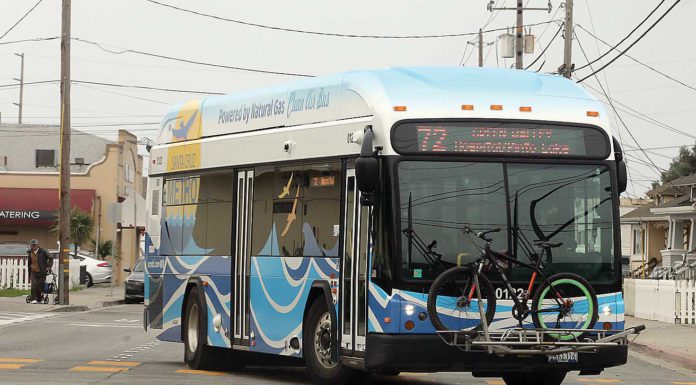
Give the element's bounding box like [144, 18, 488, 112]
[502, 372, 567, 385]
[184, 286, 218, 370]
[303, 299, 352, 385]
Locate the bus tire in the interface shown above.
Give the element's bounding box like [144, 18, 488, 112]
[303, 299, 352, 385]
[502, 371, 567, 385]
[183, 285, 218, 370]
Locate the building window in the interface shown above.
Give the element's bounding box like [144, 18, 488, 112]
[633, 228, 643, 255]
[35, 150, 55, 167]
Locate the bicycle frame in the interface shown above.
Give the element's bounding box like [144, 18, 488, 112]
[468, 242, 568, 323]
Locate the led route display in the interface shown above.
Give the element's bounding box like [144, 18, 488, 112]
[392, 122, 609, 158]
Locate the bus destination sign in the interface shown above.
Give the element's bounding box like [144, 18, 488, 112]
[393, 122, 608, 158]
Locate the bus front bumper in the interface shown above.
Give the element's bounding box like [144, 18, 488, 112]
[365, 333, 627, 375]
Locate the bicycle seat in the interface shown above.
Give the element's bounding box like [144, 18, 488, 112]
[534, 240, 563, 248]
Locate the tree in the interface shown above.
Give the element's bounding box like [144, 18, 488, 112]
[90, 239, 117, 261]
[652, 143, 696, 189]
[51, 208, 94, 257]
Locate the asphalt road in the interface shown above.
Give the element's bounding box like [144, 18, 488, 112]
[0, 305, 694, 385]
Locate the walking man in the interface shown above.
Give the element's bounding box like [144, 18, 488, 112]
[27, 239, 51, 304]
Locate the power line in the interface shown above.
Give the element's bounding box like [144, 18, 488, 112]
[579, 82, 696, 140]
[574, 0, 666, 72]
[524, 22, 563, 70]
[144, 0, 558, 39]
[73, 80, 223, 95]
[576, 0, 682, 83]
[0, 36, 59, 46]
[575, 33, 691, 200]
[576, 24, 696, 93]
[0, 0, 45, 40]
[74, 83, 171, 105]
[73, 38, 315, 78]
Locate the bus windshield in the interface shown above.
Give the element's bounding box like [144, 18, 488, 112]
[398, 161, 615, 282]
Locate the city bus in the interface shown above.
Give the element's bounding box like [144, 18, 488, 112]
[143, 67, 629, 385]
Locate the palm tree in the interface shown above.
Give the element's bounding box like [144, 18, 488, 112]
[51, 208, 95, 257]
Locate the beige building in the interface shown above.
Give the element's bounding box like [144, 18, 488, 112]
[621, 174, 696, 276]
[0, 125, 145, 283]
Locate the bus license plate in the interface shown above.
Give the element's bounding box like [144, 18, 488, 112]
[548, 352, 578, 364]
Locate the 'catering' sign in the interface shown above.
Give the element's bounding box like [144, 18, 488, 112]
[0, 210, 55, 221]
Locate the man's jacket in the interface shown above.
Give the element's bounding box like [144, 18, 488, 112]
[27, 247, 52, 276]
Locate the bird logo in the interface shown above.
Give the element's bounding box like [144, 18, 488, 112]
[172, 110, 198, 141]
[278, 172, 293, 199]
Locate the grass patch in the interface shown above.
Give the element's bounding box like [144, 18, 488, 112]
[0, 289, 30, 297]
[70, 285, 84, 292]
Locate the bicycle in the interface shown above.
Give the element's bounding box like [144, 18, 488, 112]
[426, 227, 599, 341]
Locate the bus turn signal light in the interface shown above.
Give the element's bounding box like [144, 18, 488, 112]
[519, 106, 532, 112]
[461, 104, 474, 111]
[393, 106, 407, 112]
[587, 111, 599, 117]
[490, 104, 503, 111]
[404, 320, 415, 331]
[384, 317, 392, 324]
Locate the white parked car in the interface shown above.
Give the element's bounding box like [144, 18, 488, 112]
[50, 250, 112, 287]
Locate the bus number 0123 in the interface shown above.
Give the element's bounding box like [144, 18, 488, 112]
[495, 287, 525, 300]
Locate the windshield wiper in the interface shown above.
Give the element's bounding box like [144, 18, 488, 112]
[406, 192, 413, 272]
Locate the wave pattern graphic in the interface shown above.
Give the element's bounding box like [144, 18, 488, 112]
[249, 224, 338, 356]
[153, 255, 231, 348]
[367, 282, 625, 334]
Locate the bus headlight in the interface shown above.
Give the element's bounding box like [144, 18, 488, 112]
[602, 305, 612, 316]
[405, 304, 415, 316]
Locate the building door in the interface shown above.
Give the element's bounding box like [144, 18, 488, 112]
[341, 168, 371, 355]
[233, 170, 253, 346]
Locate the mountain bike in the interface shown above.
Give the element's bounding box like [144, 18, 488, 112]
[426, 227, 599, 341]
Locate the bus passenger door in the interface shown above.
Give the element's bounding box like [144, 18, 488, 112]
[234, 170, 253, 347]
[341, 168, 371, 356]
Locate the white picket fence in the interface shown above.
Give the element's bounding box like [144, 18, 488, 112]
[624, 278, 696, 324]
[0, 256, 79, 290]
[0, 257, 30, 290]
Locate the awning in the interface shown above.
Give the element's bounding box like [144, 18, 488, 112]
[0, 188, 95, 226]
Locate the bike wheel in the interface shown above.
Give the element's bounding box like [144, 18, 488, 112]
[531, 272, 598, 341]
[427, 266, 496, 334]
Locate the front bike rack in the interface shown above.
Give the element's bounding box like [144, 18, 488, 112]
[435, 273, 646, 356]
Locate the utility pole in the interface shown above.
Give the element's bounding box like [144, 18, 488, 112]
[562, 0, 574, 78]
[467, 29, 495, 67]
[515, 1, 523, 69]
[58, 0, 71, 305]
[488, 0, 551, 69]
[12, 53, 24, 124]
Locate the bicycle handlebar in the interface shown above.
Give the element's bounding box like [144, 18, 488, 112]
[462, 226, 501, 242]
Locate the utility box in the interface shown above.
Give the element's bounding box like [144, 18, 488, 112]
[524, 34, 535, 54]
[499, 34, 515, 58]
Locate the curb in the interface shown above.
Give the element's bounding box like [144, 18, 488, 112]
[101, 299, 125, 307]
[630, 340, 696, 371]
[47, 305, 90, 313]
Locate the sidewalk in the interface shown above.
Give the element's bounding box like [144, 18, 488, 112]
[0, 283, 124, 313]
[626, 315, 696, 370]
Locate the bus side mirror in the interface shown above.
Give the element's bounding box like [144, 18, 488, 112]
[612, 136, 627, 193]
[617, 160, 627, 193]
[355, 125, 379, 205]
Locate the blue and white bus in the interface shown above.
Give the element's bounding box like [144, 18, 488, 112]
[143, 67, 629, 385]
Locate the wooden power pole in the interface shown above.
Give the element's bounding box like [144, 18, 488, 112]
[58, 0, 71, 305]
[562, 0, 574, 78]
[488, 0, 552, 69]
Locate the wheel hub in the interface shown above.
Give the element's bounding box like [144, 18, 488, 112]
[314, 313, 336, 369]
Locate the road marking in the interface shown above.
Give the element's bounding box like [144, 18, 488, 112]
[70, 366, 129, 373]
[0, 364, 24, 369]
[0, 312, 56, 326]
[486, 380, 505, 385]
[176, 369, 228, 376]
[87, 361, 140, 367]
[578, 380, 622, 383]
[0, 358, 42, 363]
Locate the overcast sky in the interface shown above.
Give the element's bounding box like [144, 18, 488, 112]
[0, 0, 694, 198]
